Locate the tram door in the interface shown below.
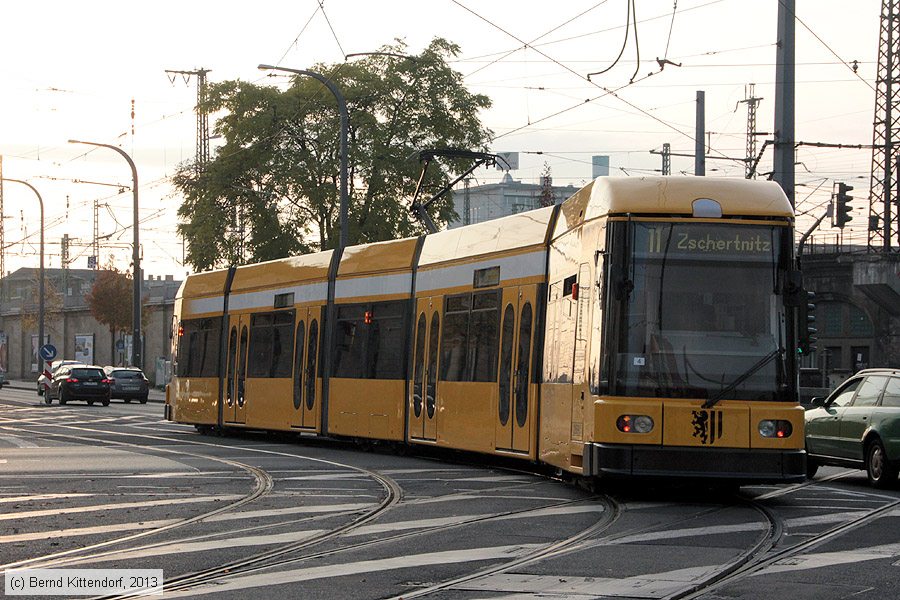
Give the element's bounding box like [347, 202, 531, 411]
[225, 314, 250, 424]
[409, 297, 440, 441]
[495, 285, 537, 453]
[290, 306, 322, 431]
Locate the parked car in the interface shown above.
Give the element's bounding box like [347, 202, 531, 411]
[37, 360, 83, 396]
[104, 367, 150, 403]
[805, 368, 900, 488]
[45, 365, 111, 406]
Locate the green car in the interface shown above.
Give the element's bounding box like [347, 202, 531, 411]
[805, 368, 900, 488]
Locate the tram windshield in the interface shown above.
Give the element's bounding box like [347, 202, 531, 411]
[611, 221, 789, 401]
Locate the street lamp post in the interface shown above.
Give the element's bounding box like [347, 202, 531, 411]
[68, 140, 142, 369]
[2, 178, 45, 369]
[257, 63, 348, 249]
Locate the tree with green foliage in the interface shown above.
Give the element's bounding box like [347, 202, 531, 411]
[174, 37, 493, 271]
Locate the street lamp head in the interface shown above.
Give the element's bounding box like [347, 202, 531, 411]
[258, 64, 276, 72]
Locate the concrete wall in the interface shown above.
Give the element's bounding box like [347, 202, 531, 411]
[0, 269, 180, 386]
[800, 250, 900, 375]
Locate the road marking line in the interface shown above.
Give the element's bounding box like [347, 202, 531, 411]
[206, 502, 374, 522]
[89, 530, 327, 563]
[0, 495, 242, 521]
[0, 519, 180, 543]
[0, 493, 94, 504]
[161, 544, 541, 598]
[755, 541, 900, 575]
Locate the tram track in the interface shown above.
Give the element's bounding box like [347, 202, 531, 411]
[671, 489, 900, 599]
[7, 400, 894, 600]
[380, 472, 894, 600]
[0, 421, 274, 571]
[0, 414, 400, 575]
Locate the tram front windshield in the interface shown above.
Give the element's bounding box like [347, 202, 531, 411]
[612, 222, 789, 401]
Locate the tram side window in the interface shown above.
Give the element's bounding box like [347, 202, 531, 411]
[271, 312, 295, 377]
[333, 305, 368, 379]
[248, 314, 274, 377]
[470, 291, 500, 382]
[248, 310, 296, 378]
[332, 301, 408, 379]
[175, 317, 222, 377]
[369, 301, 406, 379]
[440, 295, 471, 381]
[440, 291, 500, 382]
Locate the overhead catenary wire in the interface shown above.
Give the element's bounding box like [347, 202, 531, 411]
[585, 0, 633, 80]
[777, 0, 875, 92]
[451, 0, 742, 166]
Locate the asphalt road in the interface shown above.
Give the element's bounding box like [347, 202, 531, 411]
[1, 385, 898, 600]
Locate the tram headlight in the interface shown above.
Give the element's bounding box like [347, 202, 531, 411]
[758, 419, 793, 438]
[617, 414, 654, 434]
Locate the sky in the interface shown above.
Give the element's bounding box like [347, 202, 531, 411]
[0, 0, 883, 279]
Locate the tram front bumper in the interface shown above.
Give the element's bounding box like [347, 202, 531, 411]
[582, 443, 806, 483]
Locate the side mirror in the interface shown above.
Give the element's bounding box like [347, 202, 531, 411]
[811, 397, 826, 407]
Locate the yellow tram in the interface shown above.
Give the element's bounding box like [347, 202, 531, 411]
[167, 176, 806, 483]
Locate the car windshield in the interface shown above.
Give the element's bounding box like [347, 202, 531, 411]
[112, 371, 143, 379]
[612, 222, 788, 401]
[71, 368, 104, 379]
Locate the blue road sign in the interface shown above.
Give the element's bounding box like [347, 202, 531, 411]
[116, 339, 125, 351]
[39, 344, 57, 362]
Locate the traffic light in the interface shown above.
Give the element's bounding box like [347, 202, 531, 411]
[834, 182, 854, 229]
[798, 291, 817, 355]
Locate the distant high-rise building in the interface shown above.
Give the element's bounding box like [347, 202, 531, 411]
[592, 155, 610, 178]
[448, 173, 578, 229]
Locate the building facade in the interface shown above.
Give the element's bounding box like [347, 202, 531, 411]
[448, 173, 579, 228]
[799, 248, 900, 387]
[0, 268, 181, 386]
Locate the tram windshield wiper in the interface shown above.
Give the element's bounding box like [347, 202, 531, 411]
[702, 348, 783, 409]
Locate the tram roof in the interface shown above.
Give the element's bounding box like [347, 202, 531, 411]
[230, 250, 334, 292]
[419, 205, 555, 267]
[179, 251, 335, 299]
[338, 236, 420, 276]
[555, 176, 794, 235]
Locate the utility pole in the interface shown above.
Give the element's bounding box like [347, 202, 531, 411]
[91, 198, 99, 270]
[695, 91, 706, 176]
[464, 178, 471, 225]
[0, 156, 4, 279]
[61, 234, 69, 268]
[867, 0, 900, 251]
[61, 234, 71, 340]
[662, 143, 671, 176]
[165, 68, 212, 172]
[737, 84, 764, 179]
[774, 0, 796, 206]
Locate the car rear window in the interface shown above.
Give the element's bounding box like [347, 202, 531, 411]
[882, 377, 900, 408]
[112, 371, 144, 379]
[71, 368, 105, 379]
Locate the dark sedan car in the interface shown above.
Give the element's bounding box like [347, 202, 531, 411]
[105, 367, 150, 403]
[805, 368, 900, 488]
[45, 365, 111, 406]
